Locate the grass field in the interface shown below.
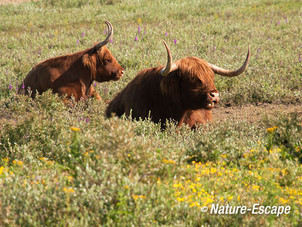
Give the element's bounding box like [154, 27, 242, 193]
[0, 0, 301, 226]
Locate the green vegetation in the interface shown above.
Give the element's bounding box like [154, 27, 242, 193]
[0, 0, 301, 226]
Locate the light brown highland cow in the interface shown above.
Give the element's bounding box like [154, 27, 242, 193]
[18, 21, 124, 102]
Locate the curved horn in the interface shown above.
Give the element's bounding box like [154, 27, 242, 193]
[161, 40, 177, 77]
[94, 20, 113, 50]
[208, 46, 250, 77]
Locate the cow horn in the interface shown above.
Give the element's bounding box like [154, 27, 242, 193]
[208, 46, 250, 77]
[94, 20, 113, 50]
[161, 40, 178, 77]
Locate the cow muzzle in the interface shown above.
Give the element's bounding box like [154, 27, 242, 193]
[113, 69, 124, 80]
[207, 91, 219, 108]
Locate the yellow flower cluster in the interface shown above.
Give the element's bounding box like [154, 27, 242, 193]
[279, 187, 302, 206]
[12, 160, 23, 166]
[278, 197, 289, 205]
[0, 166, 5, 175]
[169, 147, 302, 210]
[63, 187, 75, 193]
[0, 165, 13, 176]
[172, 163, 233, 207]
[132, 194, 146, 200]
[66, 175, 73, 182]
[269, 148, 282, 154]
[39, 157, 54, 165]
[267, 126, 277, 133]
[84, 150, 94, 156]
[173, 180, 214, 208]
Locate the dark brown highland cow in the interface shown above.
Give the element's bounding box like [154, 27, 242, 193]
[18, 21, 124, 101]
[106, 41, 250, 129]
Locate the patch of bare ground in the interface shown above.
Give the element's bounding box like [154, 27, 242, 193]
[1, 104, 301, 131]
[213, 103, 302, 123]
[0, 0, 34, 5]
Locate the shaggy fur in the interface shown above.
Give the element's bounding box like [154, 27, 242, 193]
[106, 57, 218, 129]
[18, 46, 123, 101]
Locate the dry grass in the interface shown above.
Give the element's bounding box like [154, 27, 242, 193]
[0, 0, 34, 5]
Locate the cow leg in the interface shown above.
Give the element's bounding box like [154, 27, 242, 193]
[88, 87, 102, 101]
[183, 110, 213, 130]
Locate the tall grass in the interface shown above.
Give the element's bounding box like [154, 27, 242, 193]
[0, 0, 301, 226]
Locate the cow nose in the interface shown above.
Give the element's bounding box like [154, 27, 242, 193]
[209, 91, 219, 103]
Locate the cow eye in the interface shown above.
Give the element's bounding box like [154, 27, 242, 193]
[104, 59, 112, 64]
[191, 77, 202, 85]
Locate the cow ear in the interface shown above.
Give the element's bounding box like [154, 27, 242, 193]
[82, 53, 97, 80]
[82, 53, 90, 66]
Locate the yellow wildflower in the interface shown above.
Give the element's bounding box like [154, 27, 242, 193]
[210, 167, 217, 174]
[63, 187, 75, 193]
[296, 198, 302, 206]
[190, 202, 199, 207]
[66, 176, 73, 182]
[287, 188, 297, 195]
[281, 169, 288, 176]
[12, 160, 23, 166]
[162, 159, 176, 164]
[0, 166, 4, 175]
[132, 194, 146, 200]
[70, 126, 80, 132]
[220, 154, 227, 159]
[204, 197, 214, 206]
[174, 191, 181, 197]
[173, 183, 182, 188]
[267, 126, 277, 133]
[176, 197, 185, 202]
[252, 185, 260, 191]
[228, 196, 233, 201]
[278, 197, 288, 204]
[84, 150, 94, 156]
